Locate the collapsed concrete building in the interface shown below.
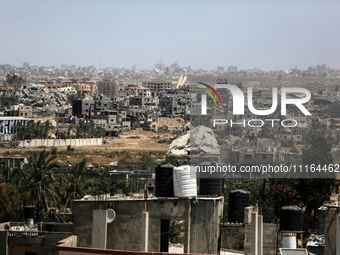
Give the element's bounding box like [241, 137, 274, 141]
[166, 125, 220, 164]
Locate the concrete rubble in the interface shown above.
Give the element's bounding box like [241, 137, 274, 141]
[166, 125, 220, 158]
[0, 84, 76, 115]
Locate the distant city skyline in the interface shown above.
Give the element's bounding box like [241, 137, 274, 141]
[0, 61, 333, 72]
[1, 1, 340, 71]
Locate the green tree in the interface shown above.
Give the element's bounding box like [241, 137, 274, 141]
[5, 74, 26, 90]
[42, 120, 53, 139]
[19, 150, 61, 220]
[140, 153, 154, 170]
[227, 178, 299, 224]
[289, 146, 299, 154]
[258, 124, 272, 138]
[62, 159, 92, 211]
[89, 166, 112, 195]
[67, 90, 85, 104]
[0, 183, 31, 222]
[297, 133, 335, 232]
[67, 124, 74, 138]
[0, 94, 19, 109]
[112, 179, 137, 195]
[282, 137, 295, 147]
[142, 121, 151, 131]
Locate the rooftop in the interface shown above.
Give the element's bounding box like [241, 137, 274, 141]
[0, 116, 32, 120]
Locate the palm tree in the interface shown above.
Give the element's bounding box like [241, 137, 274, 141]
[63, 159, 92, 212]
[42, 120, 53, 139]
[67, 124, 74, 138]
[91, 166, 112, 195]
[20, 150, 61, 220]
[34, 121, 42, 139]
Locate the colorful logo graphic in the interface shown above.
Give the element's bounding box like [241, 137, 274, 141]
[197, 82, 223, 106]
[198, 82, 311, 116]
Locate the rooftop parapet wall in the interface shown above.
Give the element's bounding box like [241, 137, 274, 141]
[73, 197, 223, 254]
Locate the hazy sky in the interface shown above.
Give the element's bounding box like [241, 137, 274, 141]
[1, 0, 340, 71]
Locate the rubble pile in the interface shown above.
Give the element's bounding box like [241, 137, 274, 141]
[189, 125, 220, 156]
[166, 125, 220, 158]
[0, 85, 74, 114]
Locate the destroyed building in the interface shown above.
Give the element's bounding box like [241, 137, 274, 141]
[46, 80, 96, 96]
[128, 109, 159, 131]
[72, 96, 111, 116]
[93, 109, 130, 135]
[4, 105, 32, 118]
[97, 79, 118, 98]
[142, 80, 174, 97]
[228, 138, 281, 166]
[129, 97, 159, 107]
[159, 93, 192, 117]
[166, 125, 220, 164]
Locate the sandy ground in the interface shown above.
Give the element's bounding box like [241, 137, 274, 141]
[0, 130, 174, 165]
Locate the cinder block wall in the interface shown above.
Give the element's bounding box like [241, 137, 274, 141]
[244, 223, 280, 255]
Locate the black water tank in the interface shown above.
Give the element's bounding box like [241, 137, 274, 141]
[318, 206, 326, 235]
[155, 162, 174, 197]
[46, 222, 56, 232]
[24, 205, 35, 219]
[199, 178, 222, 196]
[280, 206, 302, 232]
[228, 189, 250, 223]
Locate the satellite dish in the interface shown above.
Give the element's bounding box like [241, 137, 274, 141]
[107, 209, 116, 223]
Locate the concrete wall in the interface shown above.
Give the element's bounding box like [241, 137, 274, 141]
[0, 230, 73, 255]
[18, 138, 103, 148]
[190, 200, 223, 254]
[324, 207, 340, 255]
[0, 231, 7, 255]
[8, 245, 44, 255]
[73, 197, 223, 254]
[244, 223, 280, 255]
[0, 134, 14, 141]
[262, 223, 280, 255]
[44, 232, 75, 255]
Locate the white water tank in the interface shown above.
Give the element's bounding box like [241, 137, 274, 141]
[173, 165, 197, 197]
[282, 233, 297, 248]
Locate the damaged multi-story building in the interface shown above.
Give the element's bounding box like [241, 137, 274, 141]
[4, 104, 32, 118]
[93, 109, 130, 135]
[142, 80, 173, 97]
[97, 79, 118, 99]
[128, 109, 159, 131]
[159, 92, 192, 118]
[72, 95, 111, 116]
